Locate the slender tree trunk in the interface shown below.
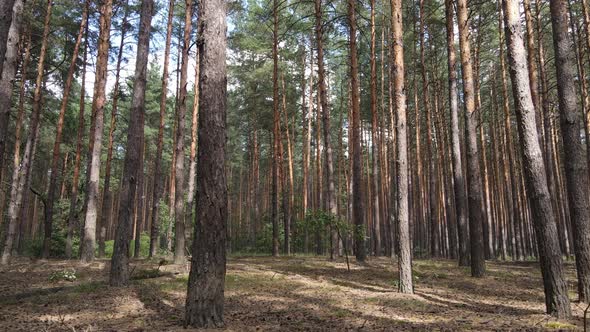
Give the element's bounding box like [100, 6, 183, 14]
[369, 0, 381, 257]
[42, 1, 88, 258]
[81, 0, 113, 263]
[2, 0, 52, 265]
[502, 0, 572, 317]
[445, 0, 469, 266]
[99, 5, 129, 257]
[271, 0, 280, 257]
[315, 0, 337, 259]
[391, 0, 412, 293]
[549, 0, 590, 303]
[186, 48, 200, 250]
[109, 0, 153, 286]
[456, 0, 486, 277]
[66, 23, 88, 259]
[173, 0, 194, 265]
[149, 0, 175, 258]
[349, 0, 365, 262]
[184, 0, 227, 325]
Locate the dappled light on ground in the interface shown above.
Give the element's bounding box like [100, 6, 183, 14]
[0, 256, 585, 331]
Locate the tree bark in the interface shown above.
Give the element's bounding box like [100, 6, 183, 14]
[391, 0, 412, 293]
[549, 0, 590, 303]
[109, 0, 153, 286]
[80, 0, 113, 263]
[2, 0, 51, 265]
[271, 0, 280, 257]
[456, 0, 486, 277]
[445, 0, 469, 266]
[502, 0, 572, 317]
[349, 0, 365, 262]
[184, 0, 227, 325]
[149, 0, 175, 258]
[42, 0, 88, 258]
[173, 0, 194, 265]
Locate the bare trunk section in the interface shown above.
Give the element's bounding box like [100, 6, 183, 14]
[149, 0, 175, 258]
[549, 0, 590, 303]
[42, 1, 88, 258]
[349, 0, 365, 262]
[2, 0, 52, 265]
[271, 0, 280, 257]
[80, 0, 113, 263]
[456, 0, 486, 277]
[445, 0, 469, 266]
[391, 0, 412, 294]
[184, 0, 227, 325]
[315, 0, 337, 259]
[502, 0, 572, 317]
[109, 0, 153, 286]
[173, 0, 194, 265]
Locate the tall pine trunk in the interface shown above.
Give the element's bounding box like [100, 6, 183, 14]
[184, 0, 227, 325]
[80, 0, 113, 263]
[42, 1, 88, 258]
[549, 0, 590, 303]
[456, 0, 486, 277]
[109, 0, 153, 286]
[502, 0, 572, 317]
[149, 0, 175, 258]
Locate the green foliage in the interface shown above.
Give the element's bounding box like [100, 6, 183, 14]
[48, 269, 77, 282]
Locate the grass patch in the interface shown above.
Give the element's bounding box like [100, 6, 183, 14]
[544, 321, 577, 330]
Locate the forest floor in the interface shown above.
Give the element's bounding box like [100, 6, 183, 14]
[0, 255, 588, 331]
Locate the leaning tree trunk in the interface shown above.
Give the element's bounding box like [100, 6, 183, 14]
[549, 0, 590, 303]
[502, 0, 572, 317]
[80, 0, 113, 263]
[184, 0, 227, 326]
[149, 0, 175, 258]
[42, 1, 88, 258]
[348, 0, 365, 262]
[186, 47, 200, 250]
[2, 0, 52, 265]
[456, 0, 486, 277]
[173, 0, 194, 265]
[391, 0, 412, 294]
[109, 0, 153, 286]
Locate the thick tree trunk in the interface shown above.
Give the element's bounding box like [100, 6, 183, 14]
[80, 0, 113, 263]
[456, 0, 486, 277]
[391, 0, 412, 294]
[173, 0, 194, 265]
[149, 0, 175, 258]
[109, 0, 153, 286]
[445, 0, 469, 266]
[42, 1, 88, 258]
[184, 0, 227, 325]
[2, 0, 52, 265]
[549, 0, 590, 303]
[349, 0, 365, 262]
[502, 0, 572, 317]
[0, 0, 16, 76]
